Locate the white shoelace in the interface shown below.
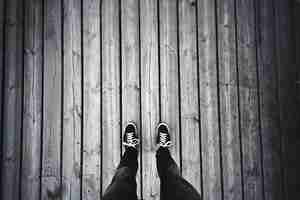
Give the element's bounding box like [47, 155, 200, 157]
[123, 132, 139, 147]
[158, 132, 172, 148]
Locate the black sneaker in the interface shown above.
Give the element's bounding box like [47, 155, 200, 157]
[156, 122, 172, 148]
[123, 122, 139, 149]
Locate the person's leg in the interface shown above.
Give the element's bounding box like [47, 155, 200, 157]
[103, 123, 139, 200]
[156, 147, 180, 179]
[155, 123, 201, 200]
[103, 147, 138, 200]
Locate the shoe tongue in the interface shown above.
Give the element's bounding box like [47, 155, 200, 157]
[159, 128, 168, 133]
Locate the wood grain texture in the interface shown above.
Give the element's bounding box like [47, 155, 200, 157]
[159, 0, 181, 166]
[0, 0, 4, 180]
[1, 0, 23, 199]
[62, 0, 82, 199]
[140, 0, 160, 200]
[256, 0, 283, 199]
[82, 0, 101, 199]
[236, 0, 263, 200]
[288, 1, 300, 198]
[121, 0, 141, 198]
[217, 0, 243, 199]
[274, 0, 297, 199]
[42, 0, 62, 199]
[197, 0, 221, 199]
[21, 0, 43, 199]
[178, 0, 201, 193]
[0, 1, 295, 199]
[101, 0, 121, 194]
[257, 0, 283, 199]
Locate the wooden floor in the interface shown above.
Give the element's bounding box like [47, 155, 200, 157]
[0, 0, 298, 200]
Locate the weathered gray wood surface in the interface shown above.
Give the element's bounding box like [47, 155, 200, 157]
[197, 0, 221, 199]
[62, 0, 82, 199]
[140, 1, 160, 200]
[256, 0, 283, 199]
[159, 0, 181, 168]
[42, 0, 62, 199]
[121, 0, 142, 197]
[178, 0, 201, 193]
[217, 0, 242, 199]
[0, 0, 4, 189]
[1, 0, 23, 200]
[21, 0, 43, 199]
[236, 0, 263, 200]
[82, 0, 101, 199]
[101, 0, 121, 194]
[0, 0, 297, 199]
[275, 0, 298, 199]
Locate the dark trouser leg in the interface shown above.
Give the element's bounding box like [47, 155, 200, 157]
[103, 147, 138, 200]
[156, 147, 201, 200]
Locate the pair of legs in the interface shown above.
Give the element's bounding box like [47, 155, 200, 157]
[103, 123, 201, 200]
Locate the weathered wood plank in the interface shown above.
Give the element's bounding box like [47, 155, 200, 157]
[295, 2, 300, 112]
[21, 0, 43, 199]
[0, 0, 4, 181]
[159, 0, 181, 166]
[236, 0, 263, 200]
[256, 0, 283, 199]
[121, 0, 141, 198]
[178, 0, 201, 193]
[42, 0, 62, 199]
[197, 0, 221, 199]
[288, 1, 300, 198]
[274, 0, 297, 199]
[62, 0, 82, 199]
[217, 0, 243, 199]
[101, 0, 121, 194]
[1, 0, 23, 199]
[140, 0, 160, 199]
[82, 0, 101, 199]
[296, 0, 300, 108]
[42, 0, 63, 198]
